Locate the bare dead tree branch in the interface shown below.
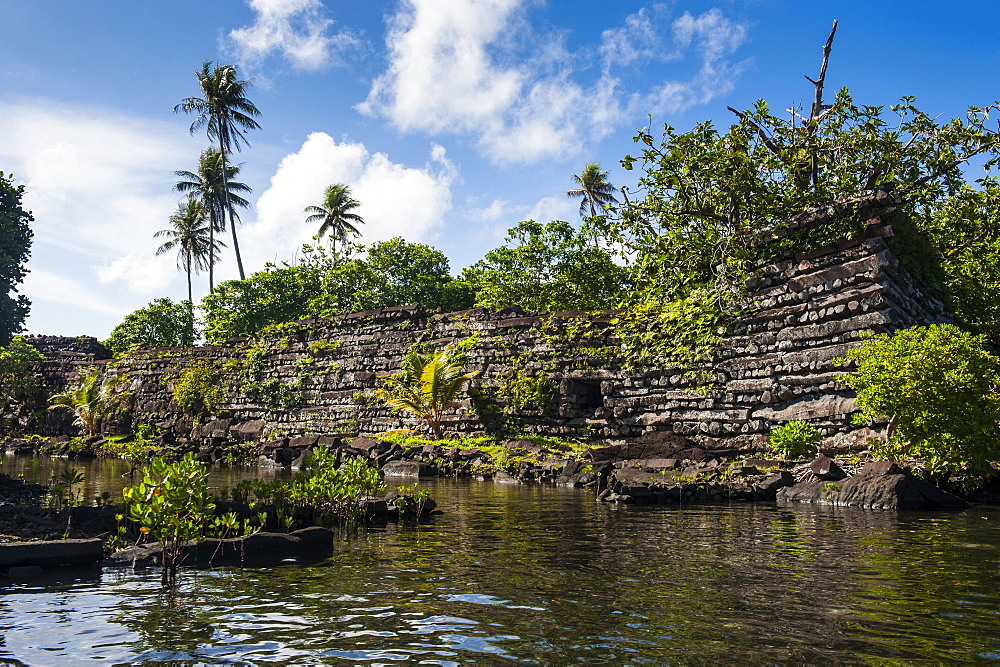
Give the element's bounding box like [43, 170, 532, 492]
[807, 20, 838, 124]
[805, 19, 838, 186]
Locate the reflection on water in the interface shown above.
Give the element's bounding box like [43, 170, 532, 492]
[1, 453, 291, 501]
[1, 466, 999, 662]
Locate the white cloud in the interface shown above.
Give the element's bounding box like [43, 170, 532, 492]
[360, 2, 749, 165]
[227, 0, 362, 72]
[240, 132, 456, 269]
[466, 197, 509, 224]
[21, 269, 122, 317]
[0, 99, 202, 336]
[600, 6, 667, 69]
[526, 195, 577, 224]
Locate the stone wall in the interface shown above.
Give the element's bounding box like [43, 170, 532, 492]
[13, 233, 949, 450]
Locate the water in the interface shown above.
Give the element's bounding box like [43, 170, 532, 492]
[1, 460, 999, 663]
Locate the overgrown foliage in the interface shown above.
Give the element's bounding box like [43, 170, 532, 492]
[380, 344, 477, 439]
[200, 239, 474, 343]
[233, 447, 384, 528]
[173, 359, 225, 416]
[462, 219, 631, 313]
[122, 453, 257, 585]
[48, 367, 129, 437]
[104, 298, 198, 356]
[0, 172, 33, 346]
[0, 336, 44, 422]
[768, 420, 823, 460]
[611, 88, 1000, 328]
[611, 289, 728, 372]
[836, 324, 1000, 475]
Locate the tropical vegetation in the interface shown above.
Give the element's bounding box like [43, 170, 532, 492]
[305, 183, 365, 251]
[768, 420, 823, 460]
[122, 453, 253, 585]
[0, 172, 33, 346]
[566, 162, 619, 217]
[836, 324, 1000, 476]
[48, 367, 128, 437]
[104, 298, 198, 356]
[173, 147, 249, 292]
[154, 198, 222, 322]
[379, 344, 478, 439]
[199, 238, 474, 343]
[0, 336, 44, 428]
[175, 61, 261, 281]
[462, 219, 631, 312]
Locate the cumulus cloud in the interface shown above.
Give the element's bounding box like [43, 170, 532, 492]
[465, 197, 509, 224]
[0, 99, 201, 336]
[239, 132, 456, 268]
[360, 1, 749, 165]
[227, 0, 362, 71]
[526, 195, 577, 225]
[599, 5, 668, 69]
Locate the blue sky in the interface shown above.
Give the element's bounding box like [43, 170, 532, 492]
[2, 0, 999, 338]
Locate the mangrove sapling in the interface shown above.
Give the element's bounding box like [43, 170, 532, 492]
[231, 448, 386, 530]
[122, 453, 257, 586]
[391, 483, 431, 521]
[50, 466, 85, 509]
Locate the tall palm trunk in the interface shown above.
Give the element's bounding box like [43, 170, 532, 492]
[185, 251, 195, 342]
[219, 146, 246, 280]
[207, 218, 215, 293]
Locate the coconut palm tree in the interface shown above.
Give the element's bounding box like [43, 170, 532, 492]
[154, 198, 223, 329]
[381, 344, 477, 439]
[174, 148, 250, 292]
[175, 61, 261, 281]
[49, 368, 128, 437]
[566, 163, 619, 217]
[304, 183, 365, 252]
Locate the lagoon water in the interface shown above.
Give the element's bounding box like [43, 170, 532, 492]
[1, 459, 999, 663]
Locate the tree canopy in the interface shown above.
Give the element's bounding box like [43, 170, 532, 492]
[0, 172, 33, 346]
[566, 163, 619, 218]
[104, 298, 198, 356]
[199, 238, 475, 343]
[173, 147, 250, 292]
[155, 198, 222, 316]
[463, 219, 631, 312]
[612, 84, 1000, 323]
[305, 183, 365, 251]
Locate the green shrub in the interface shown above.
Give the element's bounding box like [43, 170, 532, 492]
[173, 360, 224, 416]
[836, 324, 1000, 475]
[122, 453, 216, 584]
[768, 420, 822, 459]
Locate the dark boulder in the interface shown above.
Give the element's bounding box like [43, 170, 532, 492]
[556, 460, 612, 487]
[759, 470, 795, 496]
[810, 454, 848, 481]
[778, 465, 970, 510]
[104, 527, 335, 569]
[0, 538, 104, 570]
[382, 460, 437, 478]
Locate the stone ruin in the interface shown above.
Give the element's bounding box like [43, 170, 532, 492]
[4, 228, 949, 456]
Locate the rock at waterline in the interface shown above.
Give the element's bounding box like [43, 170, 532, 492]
[103, 527, 336, 569]
[0, 538, 104, 570]
[777, 463, 970, 510]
